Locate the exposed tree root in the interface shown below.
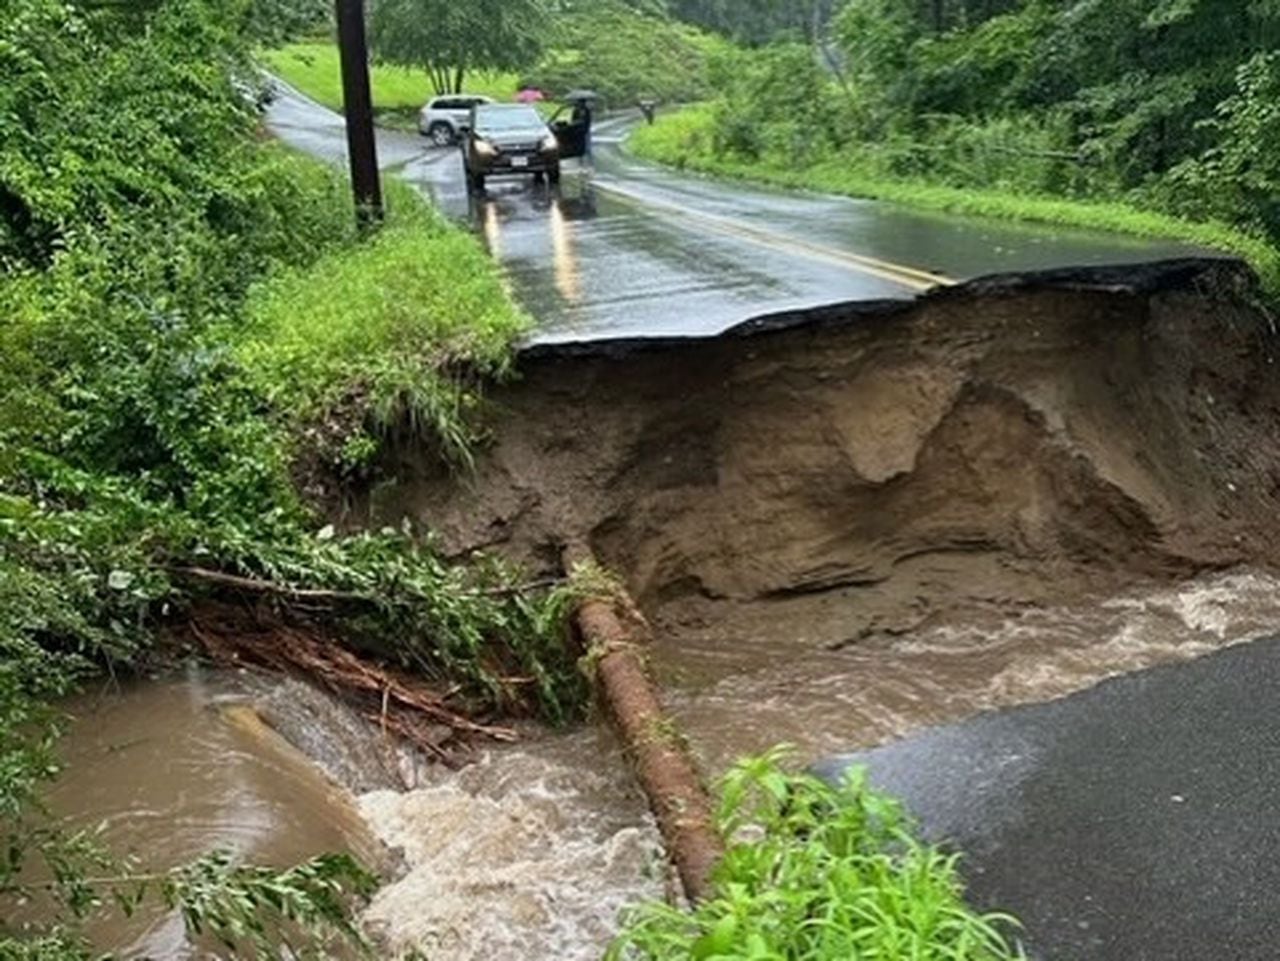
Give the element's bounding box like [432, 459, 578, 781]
[563, 542, 723, 903]
[187, 605, 517, 768]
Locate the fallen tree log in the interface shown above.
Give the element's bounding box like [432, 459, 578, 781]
[562, 542, 723, 904]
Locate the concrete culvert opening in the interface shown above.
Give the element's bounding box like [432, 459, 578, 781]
[355, 258, 1280, 768]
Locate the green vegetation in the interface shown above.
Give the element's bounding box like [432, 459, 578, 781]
[261, 41, 520, 127]
[667, 0, 835, 45]
[368, 0, 546, 98]
[1, 0, 584, 955]
[239, 178, 528, 466]
[267, 1, 729, 122]
[630, 106, 1280, 293]
[631, 1, 1280, 295]
[609, 748, 1023, 960]
[525, 0, 731, 106]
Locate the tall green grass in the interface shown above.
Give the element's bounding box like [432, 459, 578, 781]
[609, 748, 1023, 961]
[630, 106, 1280, 297]
[260, 42, 521, 120]
[238, 180, 529, 466]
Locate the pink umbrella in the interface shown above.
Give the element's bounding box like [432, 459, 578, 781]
[515, 87, 546, 104]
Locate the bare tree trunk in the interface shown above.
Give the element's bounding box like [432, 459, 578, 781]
[428, 65, 449, 96]
[563, 543, 724, 904]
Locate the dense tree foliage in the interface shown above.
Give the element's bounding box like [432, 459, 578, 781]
[653, 0, 1280, 252]
[841, 0, 1280, 236]
[368, 0, 550, 94]
[246, 0, 329, 44]
[528, 0, 728, 104]
[665, 0, 838, 44]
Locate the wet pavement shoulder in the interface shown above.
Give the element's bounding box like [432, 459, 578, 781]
[516, 256, 1250, 358]
[814, 632, 1280, 960]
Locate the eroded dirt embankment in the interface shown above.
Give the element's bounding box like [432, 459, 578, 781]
[362, 259, 1280, 619]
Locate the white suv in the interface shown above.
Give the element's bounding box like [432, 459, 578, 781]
[418, 94, 494, 146]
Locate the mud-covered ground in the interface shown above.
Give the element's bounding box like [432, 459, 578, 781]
[356, 258, 1280, 764]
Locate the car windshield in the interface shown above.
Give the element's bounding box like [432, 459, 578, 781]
[474, 106, 543, 133]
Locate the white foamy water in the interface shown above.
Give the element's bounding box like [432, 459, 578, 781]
[359, 728, 666, 960]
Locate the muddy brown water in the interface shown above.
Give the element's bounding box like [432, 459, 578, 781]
[37, 266, 1280, 956]
[654, 568, 1280, 773]
[36, 669, 380, 956]
[40, 668, 665, 960]
[40, 566, 1280, 958]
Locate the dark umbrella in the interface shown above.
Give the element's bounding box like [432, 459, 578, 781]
[563, 89, 600, 103]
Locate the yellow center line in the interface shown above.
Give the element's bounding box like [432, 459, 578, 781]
[592, 179, 956, 292]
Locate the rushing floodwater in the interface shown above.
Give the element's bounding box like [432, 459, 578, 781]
[658, 570, 1280, 773]
[38, 568, 1280, 957]
[42, 669, 380, 956]
[42, 668, 664, 959]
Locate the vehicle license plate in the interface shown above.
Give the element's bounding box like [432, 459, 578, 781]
[511, 155, 530, 168]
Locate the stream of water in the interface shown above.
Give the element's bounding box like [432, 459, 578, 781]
[42, 667, 664, 959]
[38, 569, 1280, 957]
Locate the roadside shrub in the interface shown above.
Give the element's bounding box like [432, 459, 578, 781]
[1162, 52, 1280, 237]
[629, 104, 717, 169]
[609, 748, 1023, 961]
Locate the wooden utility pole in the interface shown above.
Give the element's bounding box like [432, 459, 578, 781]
[334, 0, 383, 231]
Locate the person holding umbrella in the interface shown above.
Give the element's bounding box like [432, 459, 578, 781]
[564, 90, 598, 165]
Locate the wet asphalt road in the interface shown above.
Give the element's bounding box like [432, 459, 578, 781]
[266, 84, 1211, 344]
[815, 635, 1280, 961]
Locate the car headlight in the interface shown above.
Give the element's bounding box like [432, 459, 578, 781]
[539, 133, 559, 153]
[475, 139, 498, 157]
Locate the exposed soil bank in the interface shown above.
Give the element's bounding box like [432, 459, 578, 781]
[369, 258, 1276, 584]
[359, 258, 1280, 761]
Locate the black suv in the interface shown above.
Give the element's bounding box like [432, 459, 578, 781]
[462, 104, 563, 192]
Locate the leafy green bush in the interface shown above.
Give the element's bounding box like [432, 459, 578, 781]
[609, 748, 1023, 961]
[1165, 52, 1280, 233]
[629, 103, 718, 169]
[2, 0, 583, 954]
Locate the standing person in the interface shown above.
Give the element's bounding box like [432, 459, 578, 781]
[571, 98, 593, 165]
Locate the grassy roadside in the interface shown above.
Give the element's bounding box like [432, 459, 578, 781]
[260, 42, 521, 129]
[238, 173, 530, 467]
[630, 105, 1280, 297]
